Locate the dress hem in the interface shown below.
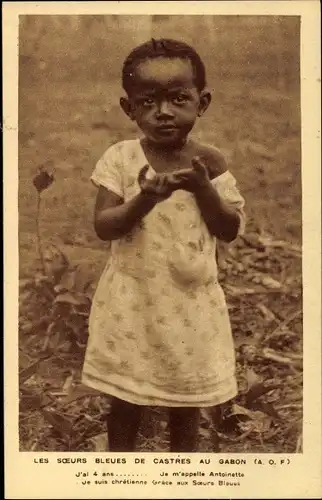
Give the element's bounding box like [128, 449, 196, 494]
[81, 373, 238, 408]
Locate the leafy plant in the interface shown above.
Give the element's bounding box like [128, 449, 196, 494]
[20, 167, 93, 355]
[19, 167, 108, 451]
[33, 162, 54, 274]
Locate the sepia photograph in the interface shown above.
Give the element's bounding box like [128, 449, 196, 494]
[18, 14, 304, 454]
[4, 1, 321, 498]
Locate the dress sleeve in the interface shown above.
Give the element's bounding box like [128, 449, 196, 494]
[91, 143, 124, 197]
[211, 171, 246, 235]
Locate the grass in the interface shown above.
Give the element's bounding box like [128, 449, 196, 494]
[18, 16, 302, 453]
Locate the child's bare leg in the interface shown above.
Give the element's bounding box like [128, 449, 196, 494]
[169, 407, 200, 452]
[210, 405, 222, 452]
[107, 397, 142, 452]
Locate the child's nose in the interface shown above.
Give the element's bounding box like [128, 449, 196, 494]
[156, 100, 175, 118]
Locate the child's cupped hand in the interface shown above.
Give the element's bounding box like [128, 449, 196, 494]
[172, 157, 211, 193]
[138, 165, 183, 201]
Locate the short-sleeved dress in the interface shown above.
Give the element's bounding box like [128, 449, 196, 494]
[82, 139, 245, 407]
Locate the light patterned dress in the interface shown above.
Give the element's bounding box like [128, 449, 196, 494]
[82, 139, 245, 407]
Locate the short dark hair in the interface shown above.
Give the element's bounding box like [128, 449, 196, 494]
[122, 38, 206, 94]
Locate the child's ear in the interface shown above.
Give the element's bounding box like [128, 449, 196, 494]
[198, 90, 211, 117]
[120, 97, 136, 121]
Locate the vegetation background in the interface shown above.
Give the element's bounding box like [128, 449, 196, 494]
[19, 15, 302, 453]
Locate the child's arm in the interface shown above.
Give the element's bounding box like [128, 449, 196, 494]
[194, 171, 241, 242]
[94, 188, 156, 240]
[94, 166, 181, 241]
[174, 156, 241, 242]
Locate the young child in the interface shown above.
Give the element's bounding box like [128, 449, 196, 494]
[82, 38, 245, 452]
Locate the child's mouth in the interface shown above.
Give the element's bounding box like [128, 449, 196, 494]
[156, 125, 178, 134]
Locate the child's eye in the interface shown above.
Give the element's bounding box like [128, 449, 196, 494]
[141, 97, 155, 107]
[172, 94, 188, 104]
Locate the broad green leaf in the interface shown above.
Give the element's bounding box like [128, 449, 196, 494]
[19, 360, 41, 383]
[19, 353, 52, 383]
[42, 409, 74, 436]
[54, 293, 86, 306]
[60, 384, 101, 405]
[20, 389, 52, 411]
[246, 382, 281, 405]
[249, 400, 280, 419]
[231, 403, 255, 419]
[245, 368, 263, 390]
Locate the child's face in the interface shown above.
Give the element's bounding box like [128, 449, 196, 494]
[121, 57, 211, 147]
